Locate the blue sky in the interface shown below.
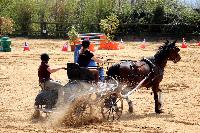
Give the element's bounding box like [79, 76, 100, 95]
[179, 0, 200, 8]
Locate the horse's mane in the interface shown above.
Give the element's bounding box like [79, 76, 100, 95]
[154, 40, 176, 60]
[158, 40, 170, 51]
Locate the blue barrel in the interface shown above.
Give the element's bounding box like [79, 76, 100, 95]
[74, 44, 104, 81]
[1, 37, 11, 52]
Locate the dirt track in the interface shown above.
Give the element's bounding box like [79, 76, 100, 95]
[0, 38, 200, 133]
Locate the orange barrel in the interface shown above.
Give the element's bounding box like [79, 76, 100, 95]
[99, 39, 107, 45]
[114, 42, 121, 50]
[89, 43, 95, 52]
[106, 42, 111, 50]
[98, 43, 105, 50]
[112, 42, 118, 50]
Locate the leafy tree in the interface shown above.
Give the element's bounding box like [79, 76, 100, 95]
[100, 13, 119, 40]
[13, 0, 36, 36]
[0, 0, 16, 17]
[0, 17, 14, 36]
[0, 0, 200, 37]
[152, 5, 165, 24]
[76, 0, 98, 32]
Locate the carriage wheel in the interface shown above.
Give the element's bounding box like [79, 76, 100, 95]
[67, 97, 92, 126]
[101, 93, 123, 121]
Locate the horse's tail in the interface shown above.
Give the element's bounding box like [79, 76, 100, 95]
[106, 63, 120, 79]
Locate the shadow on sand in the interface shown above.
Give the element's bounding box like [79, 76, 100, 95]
[119, 111, 174, 122]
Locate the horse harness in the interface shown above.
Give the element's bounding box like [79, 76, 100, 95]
[124, 57, 163, 87]
[142, 57, 164, 86]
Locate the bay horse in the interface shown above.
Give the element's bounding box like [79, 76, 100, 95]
[107, 40, 181, 113]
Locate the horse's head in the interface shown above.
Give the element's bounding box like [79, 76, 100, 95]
[157, 40, 181, 63]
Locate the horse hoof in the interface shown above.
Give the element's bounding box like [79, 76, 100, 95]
[128, 101, 133, 113]
[155, 110, 164, 114]
[129, 107, 133, 113]
[32, 110, 40, 119]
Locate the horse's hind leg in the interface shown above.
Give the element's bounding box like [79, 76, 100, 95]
[152, 85, 163, 113]
[126, 97, 133, 113]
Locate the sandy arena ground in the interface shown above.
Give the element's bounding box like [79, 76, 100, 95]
[0, 38, 200, 133]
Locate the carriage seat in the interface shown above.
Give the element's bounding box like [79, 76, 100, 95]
[67, 63, 97, 81]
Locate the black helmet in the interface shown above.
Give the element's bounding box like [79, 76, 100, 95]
[40, 53, 50, 62]
[81, 40, 90, 48]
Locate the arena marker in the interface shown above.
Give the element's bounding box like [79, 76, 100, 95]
[62, 43, 68, 52]
[120, 39, 124, 44]
[139, 38, 146, 49]
[197, 42, 200, 46]
[181, 38, 187, 48]
[23, 42, 30, 51]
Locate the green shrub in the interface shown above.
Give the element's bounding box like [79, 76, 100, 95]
[68, 26, 79, 45]
[100, 14, 119, 40]
[14, 0, 36, 36]
[0, 17, 14, 36]
[0, 0, 200, 37]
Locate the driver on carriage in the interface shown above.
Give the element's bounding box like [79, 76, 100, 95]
[77, 40, 107, 83]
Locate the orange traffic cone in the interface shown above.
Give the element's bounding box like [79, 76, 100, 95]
[62, 43, 68, 52]
[181, 38, 187, 48]
[197, 42, 200, 46]
[23, 42, 30, 51]
[139, 38, 146, 49]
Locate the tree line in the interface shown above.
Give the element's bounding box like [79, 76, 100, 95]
[0, 0, 200, 38]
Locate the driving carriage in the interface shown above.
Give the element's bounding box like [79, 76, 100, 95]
[33, 62, 124, 123]
[33, 40, 181, 125]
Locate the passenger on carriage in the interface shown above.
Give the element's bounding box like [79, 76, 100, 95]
[77, 40, 107, 83]
[38, 53, 66, 108]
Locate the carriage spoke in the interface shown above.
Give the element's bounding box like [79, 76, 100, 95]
[112, 107, 121, 119]
[101, 93, 123, 121]
[112, 108, 115, 120]
[114, 98, 120, 105]
[104, 107, 111, 114]
[107, 108, 111, 120]
[104, 108, 111, 114]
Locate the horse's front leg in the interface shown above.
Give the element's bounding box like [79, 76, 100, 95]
[120, 85, 133, 113]
[126, 97, 133, 113]
[152, 85, 163, 113]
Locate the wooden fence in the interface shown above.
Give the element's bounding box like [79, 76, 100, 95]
[12, 22, 200, 39]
